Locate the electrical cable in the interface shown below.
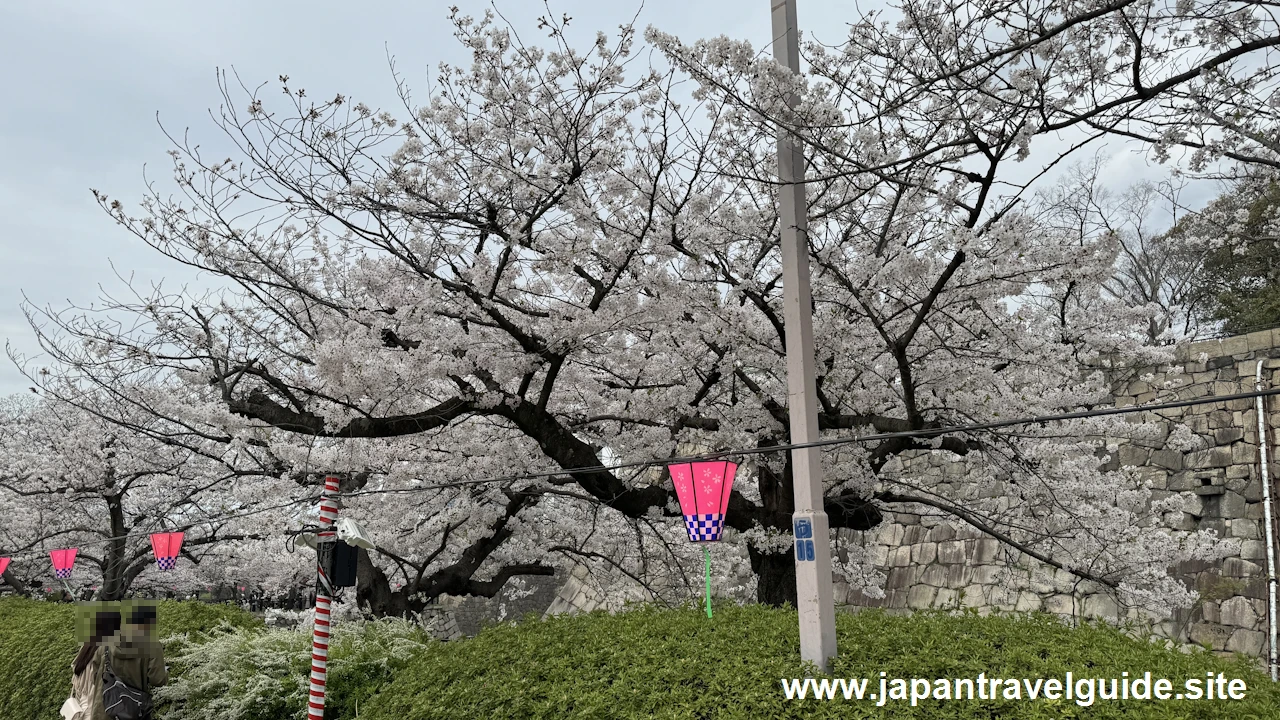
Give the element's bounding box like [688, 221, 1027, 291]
[339, 386, 1280, 499]
[3, 385, 1279, 569]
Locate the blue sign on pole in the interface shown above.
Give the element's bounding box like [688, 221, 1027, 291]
[794, 518, 815, 561]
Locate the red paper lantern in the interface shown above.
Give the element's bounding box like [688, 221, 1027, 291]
[150, 532, 184, 571]
[50, 548, 77, 579]
[0, 557, 10, 576]
[668, 460, 738, 542]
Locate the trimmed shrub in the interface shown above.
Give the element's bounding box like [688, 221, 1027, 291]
[0, 597, 261, 720]
[358, 604, 1280, 719]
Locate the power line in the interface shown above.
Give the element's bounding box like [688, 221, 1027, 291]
[4, 385, 1279, 567]
[341, 386, 1280, 499]
[0, 494, 320, 563]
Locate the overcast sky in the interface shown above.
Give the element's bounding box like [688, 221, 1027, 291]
[0, 1, 1208, 397]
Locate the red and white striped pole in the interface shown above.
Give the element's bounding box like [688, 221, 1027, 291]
[308, 476, 341, 720]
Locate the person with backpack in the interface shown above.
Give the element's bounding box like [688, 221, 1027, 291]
[62, 609, 121, 720]
[100, 605, 168, 720]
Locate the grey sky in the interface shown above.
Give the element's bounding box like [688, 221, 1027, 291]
[0, 1, 1207, 397]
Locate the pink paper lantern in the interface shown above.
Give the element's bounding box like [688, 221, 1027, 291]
[668, 460, 738, 542]
[150, 531, 185, 571]
[50, 548, 77, 579]
[0, 557, 10, 576]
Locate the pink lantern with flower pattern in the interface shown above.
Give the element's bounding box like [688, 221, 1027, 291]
[668, 459, 738, 618]
[668, 460, 738, 542]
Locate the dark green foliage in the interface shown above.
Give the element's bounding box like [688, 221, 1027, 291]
[0, 597, 261, 720]
[5, 599, 1278, 719]
[359, 604, 1280, 720]
[1175, 178, 1280, 335]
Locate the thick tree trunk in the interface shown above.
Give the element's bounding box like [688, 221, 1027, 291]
[100, 493, 129, 600]
[749, 544, 798, 607]
[751, 448, 797, 607]
[2, 567, 30, 595]
[355, 547, 414, 617]
[749, 444, 882, 607]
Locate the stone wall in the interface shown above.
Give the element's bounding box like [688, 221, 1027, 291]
[452, 330, 1280, 663]
[835, 328, 1280, 662]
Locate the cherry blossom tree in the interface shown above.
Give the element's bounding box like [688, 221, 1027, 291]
[0, 388, 296, 599]
[17, 2, 1280, 615]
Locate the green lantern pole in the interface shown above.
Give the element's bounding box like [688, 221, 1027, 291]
[703, 545, 713, 618]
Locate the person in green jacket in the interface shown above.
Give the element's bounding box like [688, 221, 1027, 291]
[104, 605, 167, 718]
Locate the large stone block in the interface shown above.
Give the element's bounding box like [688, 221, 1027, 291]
[971, 565, 1003, 585]
[1189, 446, 1233, 468]
[1167, 471, 1199, 492]
[973, 538, 1000, 564]
[1225, 464, 1251, 480]
[1082, 594, 1119, 620]
[946, 564, 976, 589]
[1222, 557, 1262, 578]
[1227, 520, 1260, 539]
[1226, 628, 1266, 657]
[885, 566, 915, 590]
[869, 544, 889, 567]
[907, 584, 937, 609]
[928, 524, 956, 543]
[1201, 601, 1221, 624]
[1118, 445, 1151, 466]
[1189, 622, 1232, 650]
[1199, 517, 1226, 536]
[1149, 450, 1183, 471]
[903, 525, 927, 544]
[1245, 329, 1277, 352]
[1240, 539, 1268, 560]
[1218, 491, 1247, 519]
[1180, 492, 1204, 517]
[911, 542, 938, 565]
[1219, 596, 1259, 629]
[1015, 592, 1042, 612]
[1231, 443, 1259, 465]
[890, 545, 913, 567]
[920, 564, 948, 587]
[937, 541, 966, 565]
[1044, 594, 1075, 615]
[1213, 427, 1244, 444]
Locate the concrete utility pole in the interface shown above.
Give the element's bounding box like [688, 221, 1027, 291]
[771, 0, 838, 673]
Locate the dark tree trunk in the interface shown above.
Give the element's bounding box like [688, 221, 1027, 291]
[751, 446, 797, 607]
[100, 493, 129, 600]
[749, 544, 798, 607]
[355, 547, 414, 617]
[3, 567, 31, 595]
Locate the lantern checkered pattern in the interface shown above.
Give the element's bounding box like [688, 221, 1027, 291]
[668, 460, 737, 543]
[157, 556, 177, 571]
[684, 513, 725, 541]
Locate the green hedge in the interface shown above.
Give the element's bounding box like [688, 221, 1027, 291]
[5, 599, 1279, 719]
[360, 604, 1280, 719]
[0, 597, 261, 720]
